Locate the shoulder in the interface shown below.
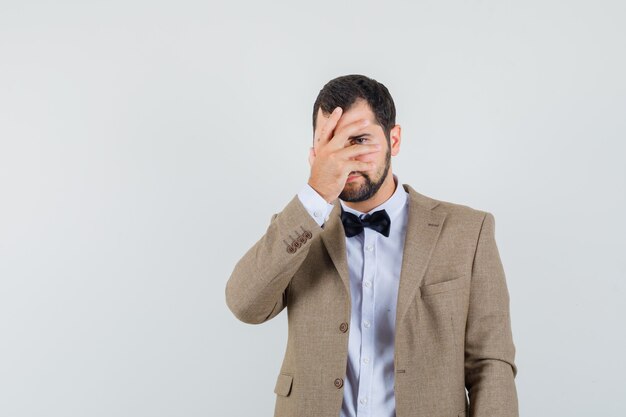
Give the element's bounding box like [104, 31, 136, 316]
[404, 183, 491, 226]
[434, 197, 489, 221]
[428, 194, 496, 243]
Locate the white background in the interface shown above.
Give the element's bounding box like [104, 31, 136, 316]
[1, 1, 625, 416]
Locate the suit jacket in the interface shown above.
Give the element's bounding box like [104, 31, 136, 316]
[225, 183, 519, 417]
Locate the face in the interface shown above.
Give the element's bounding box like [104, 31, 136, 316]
[314, 98, 401, 203]
[341, 140, 391, 202]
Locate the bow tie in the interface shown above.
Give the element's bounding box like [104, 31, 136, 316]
[340, 207, 391, 238]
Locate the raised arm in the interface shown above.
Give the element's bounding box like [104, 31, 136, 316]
[224, 194, 324, 324]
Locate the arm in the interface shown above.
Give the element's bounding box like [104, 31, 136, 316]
[224, 188, 333, 324]
[226, 105, 374, 325]
[464, 212, 519, 416]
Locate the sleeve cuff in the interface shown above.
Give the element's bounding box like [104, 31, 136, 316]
[297, 183, 335, 227]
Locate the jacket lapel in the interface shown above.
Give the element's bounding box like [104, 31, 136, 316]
[320, 203, 351, 308]
[395, 184, 447, 325]
[320, 183, 447, 324]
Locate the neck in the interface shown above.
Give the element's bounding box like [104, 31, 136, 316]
[342, 171, 397, 213]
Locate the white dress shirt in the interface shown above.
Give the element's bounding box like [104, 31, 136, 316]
[297, 173, 409, 417]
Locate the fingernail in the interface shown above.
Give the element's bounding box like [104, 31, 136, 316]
[333, 107, 341, 114]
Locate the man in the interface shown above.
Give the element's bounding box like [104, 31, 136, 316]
[225, 74, 519, 417]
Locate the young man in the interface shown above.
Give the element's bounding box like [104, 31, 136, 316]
[225, 74, 519, 417]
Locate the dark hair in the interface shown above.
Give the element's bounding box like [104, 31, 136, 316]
[312, 74, 396, 142]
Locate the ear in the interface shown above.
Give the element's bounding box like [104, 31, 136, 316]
[308, 146, 316, 167]
[389, 125, 401, 156]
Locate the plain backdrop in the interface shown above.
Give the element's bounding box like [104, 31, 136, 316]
[1, 0, 625, 416]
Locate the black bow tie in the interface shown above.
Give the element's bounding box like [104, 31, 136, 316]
[340, 207, 391, 238]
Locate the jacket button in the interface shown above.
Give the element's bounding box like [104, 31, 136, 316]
[334, 378, 343, 388]
[339, 322, 348, 333]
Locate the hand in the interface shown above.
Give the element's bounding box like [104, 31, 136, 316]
[307, 107, 381, 203]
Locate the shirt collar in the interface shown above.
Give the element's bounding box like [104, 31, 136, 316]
[339, 173, 408, 223]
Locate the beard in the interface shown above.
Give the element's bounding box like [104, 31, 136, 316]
[339, 145, 391, 203]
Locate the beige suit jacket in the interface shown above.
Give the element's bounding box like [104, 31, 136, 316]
[225, 183, 519, 417]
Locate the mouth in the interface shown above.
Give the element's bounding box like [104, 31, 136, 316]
[347, 173, 361, 182]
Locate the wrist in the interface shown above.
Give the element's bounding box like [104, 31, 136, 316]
[307, 180, 332, 204]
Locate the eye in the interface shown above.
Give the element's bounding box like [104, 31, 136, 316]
[352, 137, 368, 144]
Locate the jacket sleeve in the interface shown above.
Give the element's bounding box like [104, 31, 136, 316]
[225, 193, 326, 324]
[465, 212, 519, 416]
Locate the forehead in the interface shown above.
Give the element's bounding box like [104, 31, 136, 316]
[315, 99, 376, 132]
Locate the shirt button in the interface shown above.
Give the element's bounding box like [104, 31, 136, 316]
[364, 281, 371, 288]
[360, 397, 368, 405]
[363, 320, 370, 328]
[314, 210, 322, 218]
[334, 378, 344, 388]
[363, 357, 369, 364]
[365, 245, 374, 252]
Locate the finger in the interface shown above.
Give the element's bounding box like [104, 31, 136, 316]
[327, 117, 371, 151]
[345, 160, 375, 174]
[336, 143, 381, 159]
[314, 107, 343, 148]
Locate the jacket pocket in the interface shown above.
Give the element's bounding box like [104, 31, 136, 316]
[274, 373, 293, 397]
[420, 275, 467, 297]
